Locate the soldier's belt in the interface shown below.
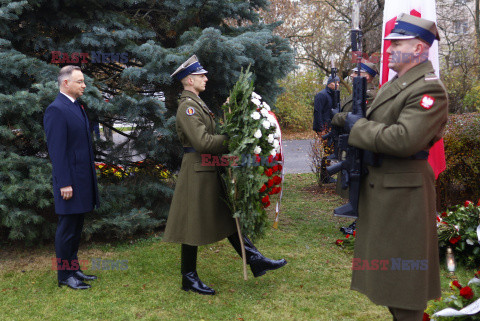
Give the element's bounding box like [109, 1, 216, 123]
[380, 150, 429, 160]
[183, 147, 196, 153]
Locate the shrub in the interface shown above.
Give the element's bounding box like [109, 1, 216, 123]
[441, 66, 478, 113]
[309, 135, 325, 187]
[275, 69, 324, 132]
[437, 113, 480, 210]
[0, 154, 173, 245]
[463, 81, 480, 113]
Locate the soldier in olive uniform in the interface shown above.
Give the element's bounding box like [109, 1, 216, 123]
[331, 61, 379, 129]
[163, 55, 287, 295]
[332, 61, 378, 235]
[344, 14, 447, 320]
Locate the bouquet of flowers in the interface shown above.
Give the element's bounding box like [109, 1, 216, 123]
[220, 68, 283, 240]
[437, 199, 480, 268]
[424, 271, 480, 320]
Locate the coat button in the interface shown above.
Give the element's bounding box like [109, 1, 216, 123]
[369, 182, 374, 188]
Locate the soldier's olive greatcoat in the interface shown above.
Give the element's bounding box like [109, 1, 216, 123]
[163, 90, 236, 246]
[348, 61, 447, 310]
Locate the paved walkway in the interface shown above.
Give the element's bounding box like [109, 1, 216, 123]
[282, 139, 313, 174]
[111, 131, 313, 174]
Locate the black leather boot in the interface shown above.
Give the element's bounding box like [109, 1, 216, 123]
[181, 244, 215, 295]
[228, 234, 287, 277]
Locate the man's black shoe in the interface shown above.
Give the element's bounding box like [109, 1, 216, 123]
[75, 270, 97, 281]
[322, 177, 337, 184]
[340, 220, 356, 235]
[182, 271, 215, 295]
[58, 276, 91, 290]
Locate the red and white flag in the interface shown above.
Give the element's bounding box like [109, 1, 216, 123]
[381, 0, 446, 179]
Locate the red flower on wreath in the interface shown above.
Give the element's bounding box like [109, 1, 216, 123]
[460, 286, 474, 300]
[452, 280, 462, 289]
[449, 236, 461, 244]
[477, 198, 480, 206]
[441, 212, 447, 217]
[265, 168, 273, 177]
[272, 175, 282, 185]
[464, 200, 473, 207]
[277, 164, 283, 172]
[272, 165, 279, 173]
[261, 195, 270, 204]
[335, 239, 343, 245]
[267, 155, 274, 165]
[422, 312, 430, 321]
[436, 216, 441, 222]
[255, 154, 261, 163]
[263, 200, 271, 208]
[259, 184, 267, 193]
[275, 153, 282, 161]
[267, 179, 274, 188]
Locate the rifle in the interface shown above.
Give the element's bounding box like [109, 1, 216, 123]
[321, 59, 341, 161]
[326, 0, 366, 218]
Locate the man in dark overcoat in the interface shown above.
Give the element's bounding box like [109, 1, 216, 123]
[163, 55, 287, 295]
[44, 65, 100, 289]
[313, 76, 340, 183]
[344, 14, 447, 320]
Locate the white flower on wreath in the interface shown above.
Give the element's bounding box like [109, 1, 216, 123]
[276, 145, 281, 152]
[261, 101, 271, 111]
[254, 129, 262, 139]
[267, 114, 277, 126]
[274, 132, 280, 139]
[251, 97, 261, 107]
[262, 120, 271, 129]
[260, 108, 269, 118]
[252, 92, 262, 100]
[267, 134, 274, 144]
[270, 148, 276, 156]
[254, 146, 262, 154]
[467, 239, 474, 245]
[272, 139, 280, 149]
[251, 111, 261, 120]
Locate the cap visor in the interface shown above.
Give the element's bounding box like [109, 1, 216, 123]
[384, 33, 416, 40]
[191, 68, 208, 75]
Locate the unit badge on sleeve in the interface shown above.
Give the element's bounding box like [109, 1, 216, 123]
[186, 107, 196, 115]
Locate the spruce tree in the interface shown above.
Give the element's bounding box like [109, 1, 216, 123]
[0, 0, 294, 243]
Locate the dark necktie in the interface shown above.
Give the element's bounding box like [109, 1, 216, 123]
[74, 101, 86, 119]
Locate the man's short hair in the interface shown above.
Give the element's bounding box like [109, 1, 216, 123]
[58, 65, 81, 87]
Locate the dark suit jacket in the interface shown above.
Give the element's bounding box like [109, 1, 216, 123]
[313, 87, 333, 132]
[44, 93, 99, 214]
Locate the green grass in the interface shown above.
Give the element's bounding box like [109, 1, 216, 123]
[0, 173, 474, 320]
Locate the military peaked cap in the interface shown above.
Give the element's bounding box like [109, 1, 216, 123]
[384, 13, 440, 46]
[171, 55, 208, 80]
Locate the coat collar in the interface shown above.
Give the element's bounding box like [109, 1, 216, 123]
[180, 90, 214, 117]
[367, 61, 434, 117]
[55, 93, 87, 125]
